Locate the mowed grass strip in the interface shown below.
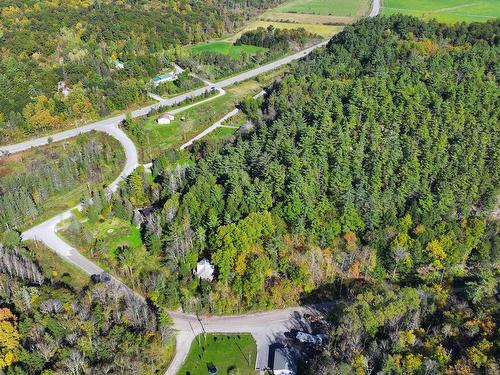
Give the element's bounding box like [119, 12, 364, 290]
[382, 0, 500, 23]
[178, 334, 257, 375]
[273, 0, 371, 17]
[189, 41, 267, 58]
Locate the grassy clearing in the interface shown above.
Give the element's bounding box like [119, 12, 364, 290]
[132, 68, 286, 159]
[189, 41, 267, 58]
[229, 20, 343, 40]
[178, 334, 257, 375]
[382, 0, 500, 23]
[273, 0, 370, 17]
[26, 240, 90, 291]
[207, 126, 238, 140]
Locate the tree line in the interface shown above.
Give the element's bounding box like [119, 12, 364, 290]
[0, 242, 173, 374]
[0, 133, 123, 231]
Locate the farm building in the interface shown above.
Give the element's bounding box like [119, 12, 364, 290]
[195, 259, 214, 281]
[157, 113, 175, 125]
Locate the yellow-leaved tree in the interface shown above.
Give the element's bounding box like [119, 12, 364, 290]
[0, 307, 20, 368]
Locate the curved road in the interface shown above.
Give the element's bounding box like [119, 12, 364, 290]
[1, 2, 380, 374]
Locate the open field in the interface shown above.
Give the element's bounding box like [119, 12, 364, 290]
[226, 0, 369, 40]
[382, 0, 500, 23]
[189, 41, 267, 58]
[178, 334, 257, 375]
[273, 0, 371, 17]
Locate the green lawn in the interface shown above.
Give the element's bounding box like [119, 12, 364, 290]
[178, 334, 257, 375]
[207, 126, 238, 140]
[133, 70, 285, 160]
[273, 0, 370, 17]
[189, 41, 267, 58]
[382, 0, 500, 23]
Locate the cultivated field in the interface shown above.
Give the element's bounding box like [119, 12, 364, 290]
[382, 0, 500, 23]
[232, 0, 370, 39]
[229, 20, 343, 40]
[273, 0, 371, 17]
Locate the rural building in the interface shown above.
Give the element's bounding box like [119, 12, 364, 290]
[114, 60, 125, 70]
[57, 81, 70, 97]
[157, 113, 175, 125]
[195, 259, 214, 281]
[271, 347, 296, 375]
[152, 72, 177, 86]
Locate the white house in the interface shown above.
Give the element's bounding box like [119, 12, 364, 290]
[57, 81, 70, 97]
[195, 259, 214, 281]
[157, 112, 175, 125]
[114, 60, 125, 70]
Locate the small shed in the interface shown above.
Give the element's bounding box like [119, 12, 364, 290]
[157, 112, 175, 125]
[195, 259, 214, 281]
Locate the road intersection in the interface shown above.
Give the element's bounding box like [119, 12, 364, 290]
[0, 2, 380, 373]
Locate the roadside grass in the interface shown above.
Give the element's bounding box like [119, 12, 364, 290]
[178, 334, 257, 375]
[382, 0, 500, 23]
[0, 132, 125, 231]
[189, 41, 268, 58]
[67, 217, 143, 255]
[273, 0, 371, 17]
[25, 240, 90, 292]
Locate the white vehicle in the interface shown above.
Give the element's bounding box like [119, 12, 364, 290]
[295, 331, 326, 345]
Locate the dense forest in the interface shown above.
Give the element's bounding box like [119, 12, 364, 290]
[235, 25, 320, 51]
[0, 241, 172, 374]
[63, 15, 499, 372]
[0, 0, 285, 142]
[0, 132, 124, 231]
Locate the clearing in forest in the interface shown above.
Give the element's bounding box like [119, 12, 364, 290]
[189, 41, 267, 58]
[382, 0, 500, 23]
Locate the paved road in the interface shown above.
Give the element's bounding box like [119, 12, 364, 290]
[370, 0, 381, 17]
[168, 303, 332, 375]
[22, 124, 138, 273]
[6, 2, 381, 373]
[0, 40, 327, 155]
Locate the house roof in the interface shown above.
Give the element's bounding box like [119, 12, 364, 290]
[196, 259, 214, 280]
[159, 112, 174, 119]
[273, 348, 294, 371]
[153, 72, 175, 81]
